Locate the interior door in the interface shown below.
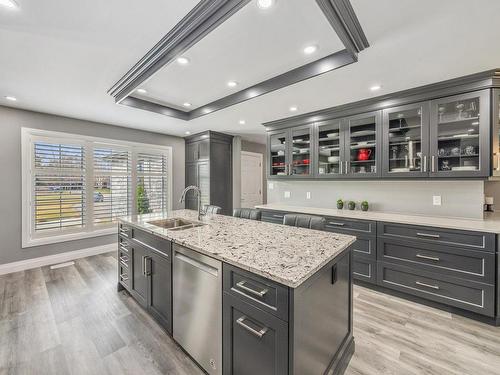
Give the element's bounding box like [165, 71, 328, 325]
[241, 152, 263, 208]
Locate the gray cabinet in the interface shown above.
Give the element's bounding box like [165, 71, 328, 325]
[223, 293, 289, 375]
[148, 250, 172, 333]
[267, 125, 314, 178]
[185, 131, 233, 215]
[382, 102, 430, 178]
[429, 90, 490, 177]
[129, 242, 149, 308]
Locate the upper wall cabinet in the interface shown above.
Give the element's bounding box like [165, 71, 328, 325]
[316, 119, 343, 177]
[429, 90, 490, 178]
[491, 89, 500, 176]
[382, 102, 430, 178]
[268, 125, 314, 178]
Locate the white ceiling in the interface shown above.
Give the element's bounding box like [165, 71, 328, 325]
[138, 0, 344, 110]
[1, 0, 500, 144]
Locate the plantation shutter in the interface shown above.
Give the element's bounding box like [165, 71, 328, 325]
[33, 141, 85, 232]
[136, 151, 168, 214]
[93, 147, 131, 225]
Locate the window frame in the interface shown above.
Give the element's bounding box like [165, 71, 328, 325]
[21, 128, 173, 248]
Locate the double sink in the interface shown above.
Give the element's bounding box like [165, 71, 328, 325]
[147, 218, 206, 231]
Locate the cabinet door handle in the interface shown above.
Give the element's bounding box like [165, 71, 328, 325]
[423, 155, 427, 172]
[416, 281, 440, 290]
[339, 160, 343, 175]
[416, 232, 440, 239]
[345, 161, 349, 174]
[236, 316, 268, 338]
[416, 254, 440, 262]
[431, 155, 435, 173]
[142, 256, 146, 276]
[236, 281, 268, 297]
[328, 222, 345, 226]
[144, 256, 152, 276]
[497, 154, 500, 171]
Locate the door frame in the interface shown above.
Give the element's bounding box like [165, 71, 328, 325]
[241, 150, 263, 207]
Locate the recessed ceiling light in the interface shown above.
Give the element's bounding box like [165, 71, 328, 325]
[239, 120, 246, 125]
[136, 88, 147, 94]
[370, 85, 381, 91]
[5, 96, 17, 101]
[227, 81, 238, 88]
[183, 102, 192, 107]
[0, 0, 19, 9]
[185, 131, 191, 135]
[257, 0, 275, 9]
[303, 45, 318, 55]
[289, 106, 298, 112]
[177, 56, 190, 65]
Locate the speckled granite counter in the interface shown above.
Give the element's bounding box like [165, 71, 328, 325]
[256, 203, 500, 234]
[119, 209, 355, 288]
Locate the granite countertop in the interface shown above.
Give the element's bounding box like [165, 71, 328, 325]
[256, 204, 500, 234]
[119, 210, 355, 288]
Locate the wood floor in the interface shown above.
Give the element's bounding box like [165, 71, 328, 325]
[0, 252, 499, 375]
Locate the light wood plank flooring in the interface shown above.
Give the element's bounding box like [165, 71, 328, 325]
[0, 252, 499, 374]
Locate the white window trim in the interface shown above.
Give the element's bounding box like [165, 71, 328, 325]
[21, 127, 173, 248]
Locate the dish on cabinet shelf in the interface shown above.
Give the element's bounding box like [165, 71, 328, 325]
[451, 166, 478, 171]
[391, 167, 411, 172]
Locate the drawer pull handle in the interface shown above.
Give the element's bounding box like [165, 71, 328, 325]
[236, 281, 268, 297]
[415, 254, 440, 262]
[119, 256, 129, 264]
[416, 232, 440, 239]
[236, 316, 268, 338]
[328, 222, 345, 227]
[416, 281, 440, 290]
[120, 274, 129, 282]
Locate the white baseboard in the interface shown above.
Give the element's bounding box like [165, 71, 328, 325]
[0, 243, 116, 276]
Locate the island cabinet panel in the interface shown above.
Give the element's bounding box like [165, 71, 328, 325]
[124, 226, 173, 334]
[352, 256, 376, 284]
[223, 293, 289, 375]
[224, 264, 289, 321]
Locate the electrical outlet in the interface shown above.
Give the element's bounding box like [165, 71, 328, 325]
[306, 192, 311, 200]
[268, 182, 274, 190]
[433, 195, 442, 206]
[284, 191, 291, 198]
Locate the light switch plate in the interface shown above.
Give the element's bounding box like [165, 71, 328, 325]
[433, 195, 442, 206]
[284, 191, 291, 198]
[306, 192, 311, 199]
[268, 182, 274, 190]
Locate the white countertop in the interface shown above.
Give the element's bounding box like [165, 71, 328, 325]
[120, 210, 355, 288]
[256, 204, 500, 234]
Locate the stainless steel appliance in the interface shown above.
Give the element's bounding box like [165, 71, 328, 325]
[173, 244, 222, 375]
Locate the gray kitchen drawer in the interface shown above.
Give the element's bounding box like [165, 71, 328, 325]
[330, 234, 376, 259]
[377, 262, 495, 317]
[352, 255, 376, 284]
[377, 238, 495, 284]
[223, 264, 289, 322]
[119, 223, 130, 239]
[118, 236, 129, 254]
[131, 227, 171, 257]
[377, 222, 495, 252]
[324, 216, 376, 235]
[260, 210, 287, 224]
[119, 264, 130, 289]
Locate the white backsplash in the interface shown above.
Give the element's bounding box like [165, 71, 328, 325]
[267, 180, 485, 219]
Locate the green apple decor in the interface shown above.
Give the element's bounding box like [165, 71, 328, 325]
[361, 200, 369, 211]
[348, 201, 356, 210]
[336, 199, 344, 209]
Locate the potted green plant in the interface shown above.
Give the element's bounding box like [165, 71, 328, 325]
[348, 201, 356, 210]
[336, 199, 344, 209]
[361, 200, 369, 211]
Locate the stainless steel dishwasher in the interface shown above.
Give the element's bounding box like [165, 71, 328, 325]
[173, 244, 222, 375]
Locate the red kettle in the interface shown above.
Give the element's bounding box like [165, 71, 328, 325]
[357, 148, 372, 161]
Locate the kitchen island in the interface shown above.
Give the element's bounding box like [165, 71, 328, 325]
[118, 209, 356, 375]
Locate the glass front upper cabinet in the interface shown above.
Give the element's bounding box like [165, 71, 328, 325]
[268, 131, 288, 177]
[344, 112, 381, 177]
[382, 102, 429, 177]
[493, 89, 500, 176]
[430, 90, 490, 177]
[290, 126, 312, 177]
[316, 119, 342, 176]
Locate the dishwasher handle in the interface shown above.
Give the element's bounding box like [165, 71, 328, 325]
[175, 252, 219, 277]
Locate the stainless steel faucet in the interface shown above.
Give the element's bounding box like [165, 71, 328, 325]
[179, 185, 204, 221]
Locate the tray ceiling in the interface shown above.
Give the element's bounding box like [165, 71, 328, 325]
[135, 0, 345, 111]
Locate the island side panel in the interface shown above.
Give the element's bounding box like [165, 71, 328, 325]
[289, 246, 354, 375]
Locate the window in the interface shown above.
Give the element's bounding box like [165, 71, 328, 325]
[22, 128, 172, 247]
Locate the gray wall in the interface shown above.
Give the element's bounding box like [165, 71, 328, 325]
[0, 105, 185, 265]
[241, 140, 267, 204]
[267, 180, 485, 219]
